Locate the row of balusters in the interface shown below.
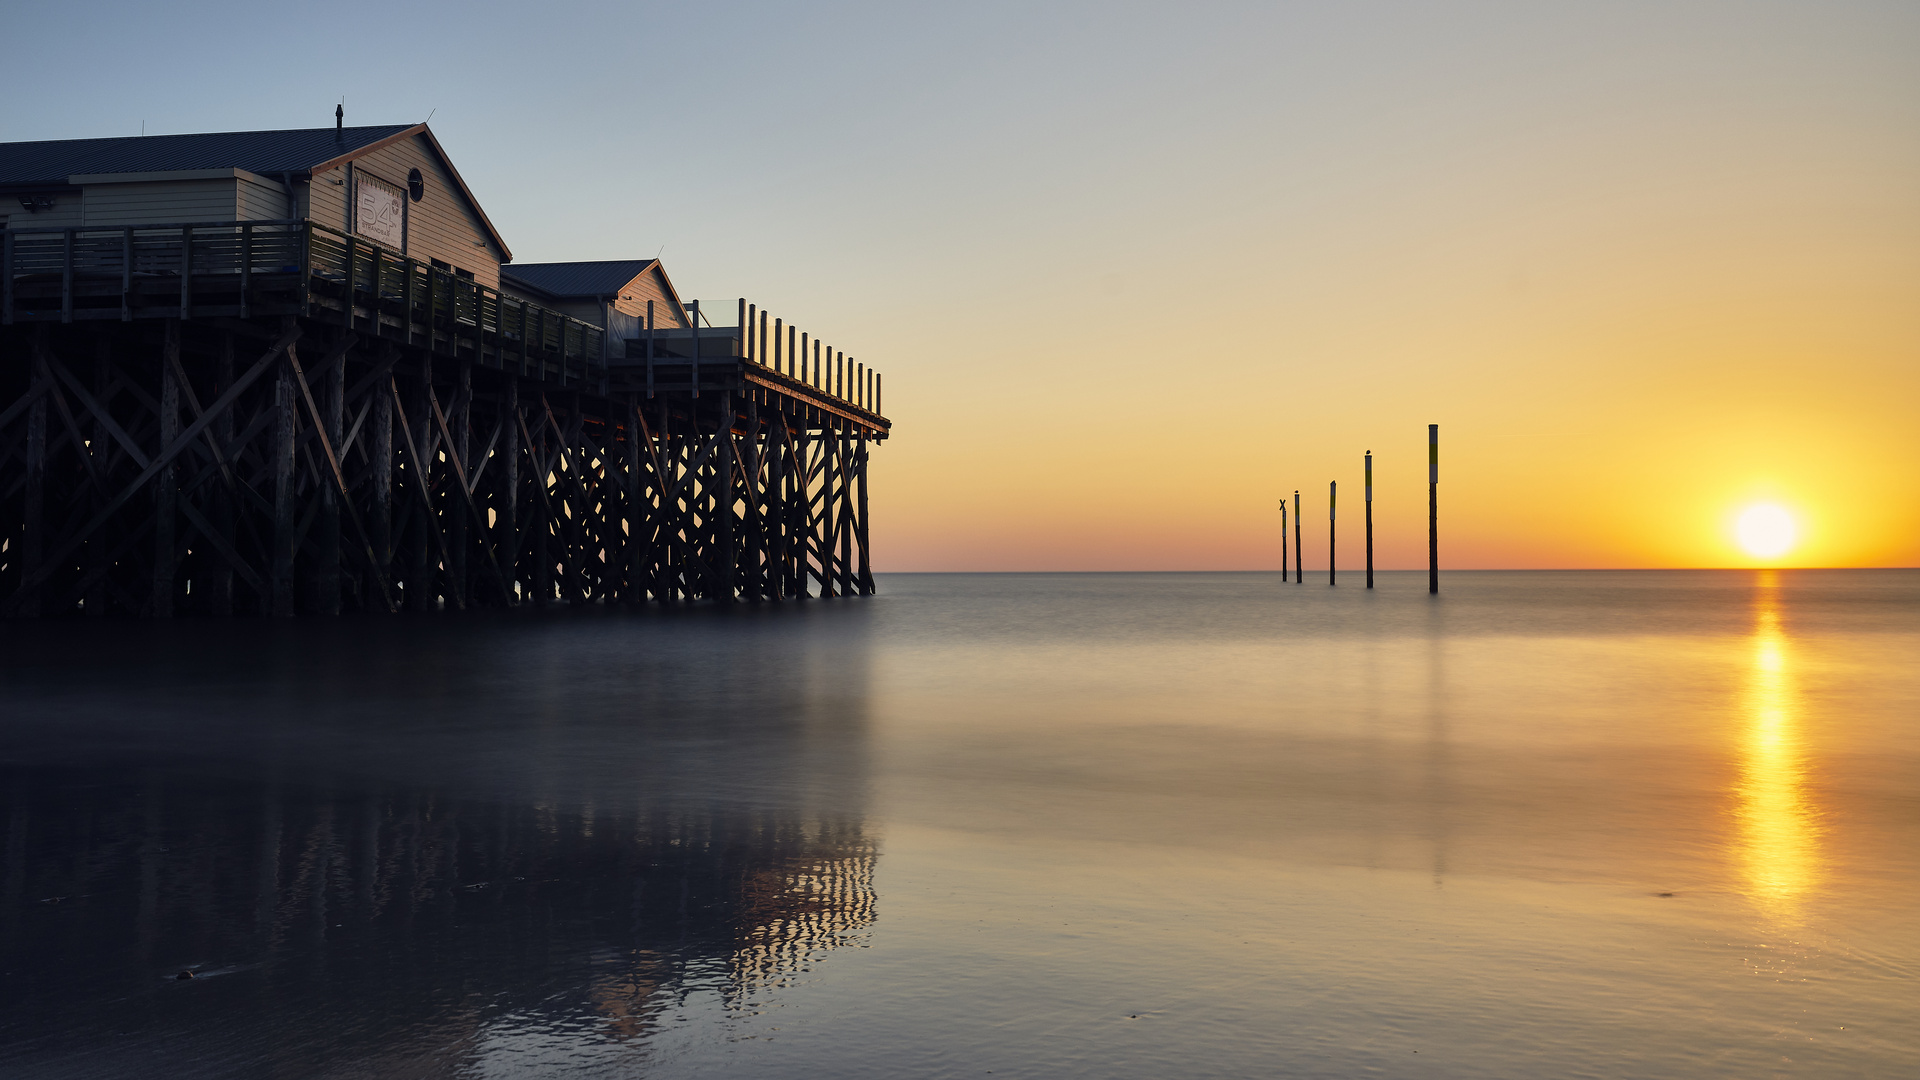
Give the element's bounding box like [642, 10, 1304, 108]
[736, 298, 881, 416]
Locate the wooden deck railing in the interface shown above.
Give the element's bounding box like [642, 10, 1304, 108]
[732, 299, 882, 417]
[1, 219, 604, 388]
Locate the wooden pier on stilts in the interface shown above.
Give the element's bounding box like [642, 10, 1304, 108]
[0, 218, 888, 617]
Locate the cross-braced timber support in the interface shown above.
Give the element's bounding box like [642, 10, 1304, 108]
[0, 314, 884, 617]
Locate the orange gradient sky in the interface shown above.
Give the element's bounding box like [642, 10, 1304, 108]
[11, 1, 1915, 569]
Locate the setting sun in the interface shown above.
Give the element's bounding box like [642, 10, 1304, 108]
[1736, 504, 1798, 560]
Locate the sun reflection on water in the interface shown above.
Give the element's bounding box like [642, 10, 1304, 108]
[1732, 570, 1822, 919]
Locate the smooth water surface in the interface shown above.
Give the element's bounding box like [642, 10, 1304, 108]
[2, 571, 1916, 1077]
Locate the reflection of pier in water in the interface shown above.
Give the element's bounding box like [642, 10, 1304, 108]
[2, 768, 876, 1071]
[0, 609, 879, 1074]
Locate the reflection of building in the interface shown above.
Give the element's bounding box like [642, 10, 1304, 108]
[0, 767, 875, 1071]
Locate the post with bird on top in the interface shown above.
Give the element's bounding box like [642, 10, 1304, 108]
[1428, 424, 1439, 594]
[1365, 452, 1374, 589]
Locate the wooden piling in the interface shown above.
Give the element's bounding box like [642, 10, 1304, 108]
[1293, 491, 1301, 584]
[1428, 424, 1438, 594]
[153, 322, 180, 617]
[19, 334, 48, 618]
[1365, 451, 1374, 590]
[270, 340, 297, 617]
[1329, 480, 1336, 586]
[372, 346, 395, 584]
[0, 257, 888, 617]
[207, 332, 237, 616]
[1279, 497, 1288, 581]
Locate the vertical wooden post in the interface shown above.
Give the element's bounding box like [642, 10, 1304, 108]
[760, 311, 769, 370]
[718, 392, 736, 602]
[1328, 481, 1337, 586]
[532, 395, 550, 607]
[1293, 491, 1301, 584]
[1279, 497, 1288, 582]
[207, 332, 236, 616]
[450, 359, 472, 607]
[409, 355, 435, 611]
[501, 378, 519, 602]
[839, 426, 854, 597]
[121, 228, 133, 322]
[153, 321, 181, 617]
[740, 299, 749, 360]
[19, 334, 50, 617]
[857, 429, 871, 594]
[645, 300, 655, 397]
[658, 397, 675, 604]
[1365, 451, 1374, 590]
[562, 395, 584, 603]
[689, 299, 700, 398]
[314, 340, 346, 614]
[626, 395, 645, 605]
[1428, 424, 1438, 594]
[794, 421, 812, 598]
[271, 340, 298, 618]
[372, 349, 394, 586]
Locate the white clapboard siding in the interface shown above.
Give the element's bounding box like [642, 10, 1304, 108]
[347, 134, 504, 288]
[307, 167, 345, 235]
[616, 266, 691, 328]
[238, 174, 294, 220]
[82, 179, 238, 227]
[7, 196, 85, 229]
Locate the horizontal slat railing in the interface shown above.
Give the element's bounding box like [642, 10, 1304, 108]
[301, 220, 601, 385]
[2, 219, 603, 387]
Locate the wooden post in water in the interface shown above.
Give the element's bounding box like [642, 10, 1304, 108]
[689, 299, 700, 398]
[1328, 480, 1337, 586]
[1365, 451, 1374, 589]
[154, 322, 180, 617]
[1293, 491, 1301, 584]
[1428, 424, 1438, 594]
[1279, 496, 1288, 581]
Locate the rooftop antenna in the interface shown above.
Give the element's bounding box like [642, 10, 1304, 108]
[424, 108, 436, 125]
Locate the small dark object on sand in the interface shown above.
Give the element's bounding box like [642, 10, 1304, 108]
[1658, 892, 1674, 898]
[175, 970, 196, 981]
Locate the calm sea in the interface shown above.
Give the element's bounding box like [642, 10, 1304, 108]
[2, 571, 1916, 1078]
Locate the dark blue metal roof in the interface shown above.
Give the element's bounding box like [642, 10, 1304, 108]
[0, 126, 416, 185]
[501, 260, 659, 298]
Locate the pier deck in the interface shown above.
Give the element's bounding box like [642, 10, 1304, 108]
[0, 220, 887, 617]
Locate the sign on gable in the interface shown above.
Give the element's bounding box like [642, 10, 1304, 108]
[354, 172, 405, 250]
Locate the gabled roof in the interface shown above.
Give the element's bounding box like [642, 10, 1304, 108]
[0, 123, 512, 261]
[501, 260, 660, 298]
[0, 125, 415, 185]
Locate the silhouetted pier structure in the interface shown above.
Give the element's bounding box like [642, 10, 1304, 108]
[0, 124, 888, 617]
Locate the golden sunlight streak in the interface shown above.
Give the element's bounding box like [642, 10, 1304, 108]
[1731, 571, 1821, 919]
[1734, 504, 1798, 560]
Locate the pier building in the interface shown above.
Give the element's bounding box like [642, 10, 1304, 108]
[0, 120, 887, 616]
